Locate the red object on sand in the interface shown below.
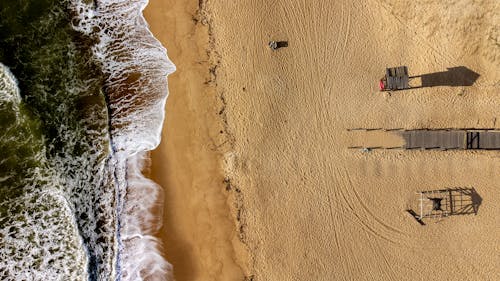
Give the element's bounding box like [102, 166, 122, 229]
[379, 80, 385, 91]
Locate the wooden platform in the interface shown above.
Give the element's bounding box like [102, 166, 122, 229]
[466, 131, 500, 149]
[385, 66, 410, 90]
[400, 130, 500, 150]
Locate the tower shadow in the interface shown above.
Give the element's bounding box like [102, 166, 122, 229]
[469, 187, 483, 215]
[448, 187, 482, 216]
[411, 66, 480, 87]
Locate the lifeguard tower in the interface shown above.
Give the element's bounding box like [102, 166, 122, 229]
[407, 188, 481, 225]
[379, 66, 410, 91]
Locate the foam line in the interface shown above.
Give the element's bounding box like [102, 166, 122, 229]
[70, 1, 176, 280]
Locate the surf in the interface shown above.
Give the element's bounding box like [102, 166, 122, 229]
[0, 0, 175, 280]
[70, 0, 176, 279]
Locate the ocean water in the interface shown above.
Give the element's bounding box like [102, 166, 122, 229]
[0, 0, 175, 280]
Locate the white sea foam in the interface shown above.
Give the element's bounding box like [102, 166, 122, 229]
[71, 0, 175, 153]
[70, 1, 175, 280]
[0, 63, 21, 107]
[118, 152, 172, 281]
[0, 64, 89, 280]
[0, 190, 89, 281]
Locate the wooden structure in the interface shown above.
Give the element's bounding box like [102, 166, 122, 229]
[414, 188, 480, 222]
[347, 129, 500, 151]
[379, 66, 410, 91]
[417, 190, 452, 219]
[401, 130, 500, 150]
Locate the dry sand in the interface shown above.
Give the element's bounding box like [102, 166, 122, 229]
[146, 0, 499, 280]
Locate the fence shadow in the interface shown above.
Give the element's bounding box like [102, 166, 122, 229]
[412, 66, 480, 87]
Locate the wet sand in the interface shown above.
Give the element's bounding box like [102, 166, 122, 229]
[146, 0, 500, 280]
[144, 1, 248, 280]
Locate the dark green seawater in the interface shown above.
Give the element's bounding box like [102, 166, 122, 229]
[1, 0, 117, 280]
[0, 0, 118, 279]
[0, 0, 175, 280]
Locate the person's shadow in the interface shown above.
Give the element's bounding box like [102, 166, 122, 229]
[411, 66, 480, 87]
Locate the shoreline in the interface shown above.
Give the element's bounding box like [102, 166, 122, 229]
[143, 1, 249, 280]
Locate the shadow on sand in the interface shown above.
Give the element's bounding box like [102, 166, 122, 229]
[448, 187, 482, 216]
[407, 187, 482, 226]
[411, 66, 480, 88]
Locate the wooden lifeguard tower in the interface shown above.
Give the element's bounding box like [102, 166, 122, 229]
[379, 66, 410, 91]
[407, 188, 481, 225]
[417, 189, 453, 220]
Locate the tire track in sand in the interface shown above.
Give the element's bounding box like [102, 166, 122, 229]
[334, 166, 411, 246]
[324, 165, 403, 280]
[324, 187, 354, 280]
[332, 166, 412, 280]
[329, 2, 353, 65]
[340, 3, 352, 61]
[370, 0, 498, 88]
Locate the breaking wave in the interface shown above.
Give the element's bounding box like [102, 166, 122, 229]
[0, 0, 175, 280]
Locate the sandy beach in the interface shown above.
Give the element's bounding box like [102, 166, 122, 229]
[145, 0, 499, 280]
[144, 1, 248, 280]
